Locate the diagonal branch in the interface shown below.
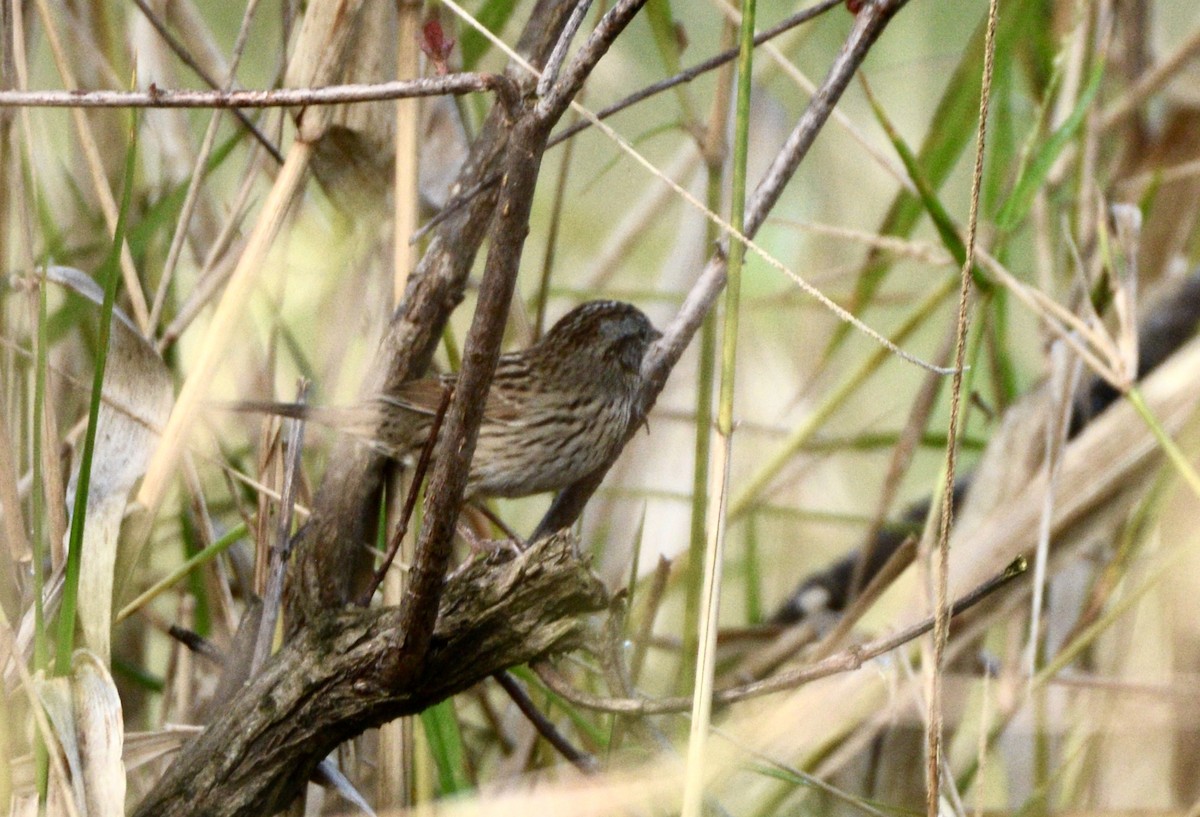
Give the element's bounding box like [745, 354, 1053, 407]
[534, 0, 916, 538]
[394, 104, 556, 677]
[395, 0, 650, 684]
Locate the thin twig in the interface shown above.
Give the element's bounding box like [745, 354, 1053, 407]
[533, 557, 1027, 716]
[0, 73, 503, 108]
[630, 557, 672, 686]
[129, 0, 284, 163]
[547, 0, 842, 149]
[536, 0, 593, 99]
[925, 0, 999, 811]
[681, 0, 758, 810]
[493, 670, 599, 774]
[357, 385, 453, 607]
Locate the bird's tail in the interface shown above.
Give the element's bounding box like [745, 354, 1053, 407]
[215, 399, 400, 453]
[221, 399, 313, 421]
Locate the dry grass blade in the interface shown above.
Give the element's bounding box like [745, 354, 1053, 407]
[28, 651, 123, 817]
[948, 334, 1200, 598]
[134, 143, 311, 532]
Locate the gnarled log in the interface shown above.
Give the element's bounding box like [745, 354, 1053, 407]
[133, 532, 606, 817]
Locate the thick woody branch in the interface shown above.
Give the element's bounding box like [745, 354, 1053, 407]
[133, 534, 607, 817]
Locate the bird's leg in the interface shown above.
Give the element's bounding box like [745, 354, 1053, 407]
[454, 503, 523, 560]
[470, 502, 527, 549]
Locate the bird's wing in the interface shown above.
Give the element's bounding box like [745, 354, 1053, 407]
[379, 377, 524, 424]
[380, 379, 448, 417]
[482, 388, 523, 424]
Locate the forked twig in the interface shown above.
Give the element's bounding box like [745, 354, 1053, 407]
[493, 669, 599, 774]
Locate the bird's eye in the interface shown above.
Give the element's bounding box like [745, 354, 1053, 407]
[614, 336, 644, 372]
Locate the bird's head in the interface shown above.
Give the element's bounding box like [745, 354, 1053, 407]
[538, 300, 661, 383]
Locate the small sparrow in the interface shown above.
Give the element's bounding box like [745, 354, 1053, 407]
[232, 300, 661, 497]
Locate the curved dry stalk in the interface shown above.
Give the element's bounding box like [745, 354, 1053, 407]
[533, 558, 1024, 716]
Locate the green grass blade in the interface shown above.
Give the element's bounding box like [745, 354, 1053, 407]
[30, 217, 52, 804]
[828, 0, 1035, 352]
[861, 80, 993, 293]
[116, 522, 245, 623]
[32, 257, 50, 674]
[1127, 387, 1200, 500]
[743, 512, 762, 625]
[460, 0, 517, 70]
[55, 113, 139, 674]
[996, 61, 1105, 231]
[419, 699, 472, 795]
[861, 80, 968, 268]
